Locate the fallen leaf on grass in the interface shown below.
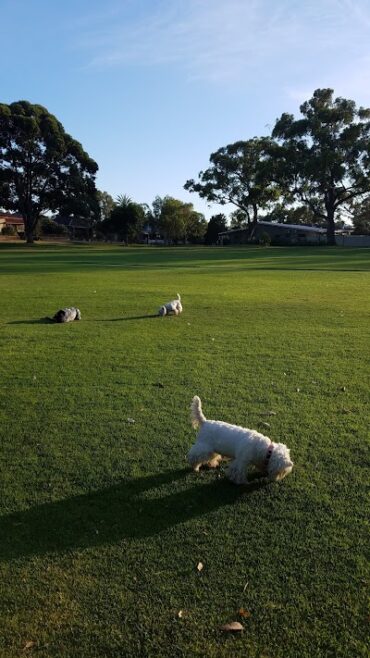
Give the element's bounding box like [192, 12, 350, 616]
[265, 601, 284, 610]
[220, 621, 244, 633]
[196, 561, 204, 572]
[127, 418, 136, 424]
[177, 609, 188, 619]
[238, 608, 251, 618]
[23, 640, 36, 650]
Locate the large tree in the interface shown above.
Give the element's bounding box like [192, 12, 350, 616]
[0, 100, 98, 242]
[272, 89, 370, 245]
[184, 137, 281, 236]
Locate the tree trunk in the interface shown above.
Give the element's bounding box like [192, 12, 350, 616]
[326, 208, 336, 246]
[246, 204, 259, 241]
[325, 187, 336, 246]
[25, 224, 34, 244]
[24, 214, 38, 244]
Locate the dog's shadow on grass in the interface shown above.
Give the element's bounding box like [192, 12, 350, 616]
[7, 315, 159, 325]
[0, 468, 267, 562]
[96, 314, 159, 322]
[7, 317, 55, 325]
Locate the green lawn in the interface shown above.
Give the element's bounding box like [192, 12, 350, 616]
[0, 244, 369, 658]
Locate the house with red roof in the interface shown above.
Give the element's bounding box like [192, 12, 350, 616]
[0, 212, 25, 234]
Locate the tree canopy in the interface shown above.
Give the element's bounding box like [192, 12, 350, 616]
[97, 190, 115, 222]
[0, 100, 98, 242]
[351, 197, 370, 235]
[204, 214, 228, 245]
[150, 196, 206, 243]
[184, 137, 281, 232]
[271, 88, 370, 244]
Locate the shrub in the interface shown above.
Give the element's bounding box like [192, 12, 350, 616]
[40, 218, 68, 236]
[2, 225, 17, 236]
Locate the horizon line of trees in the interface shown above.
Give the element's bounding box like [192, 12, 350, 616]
[1, 91, 370, 244]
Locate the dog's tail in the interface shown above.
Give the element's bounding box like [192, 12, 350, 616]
[191, 396, 206, 428]
[177, 293, 181, 302]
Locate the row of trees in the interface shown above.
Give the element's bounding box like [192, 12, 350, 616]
[1, 91, 370, 244]
[96, 193, 207, 243]
[185, 88, 370, 245]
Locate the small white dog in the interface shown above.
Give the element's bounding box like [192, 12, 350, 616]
[158, 293, 183, 317]
[188, 396, 293, 484]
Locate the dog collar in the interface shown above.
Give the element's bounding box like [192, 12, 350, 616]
[264, 444, 274, 471]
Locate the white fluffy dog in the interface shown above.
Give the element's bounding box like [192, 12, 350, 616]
[158, 293, 182, 317]
[188, 396, 293, 484]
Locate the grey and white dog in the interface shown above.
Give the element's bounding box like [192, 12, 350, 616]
[52, 307, 82, 323]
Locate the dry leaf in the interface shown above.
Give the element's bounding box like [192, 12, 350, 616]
[238, 608, 251, 618]
[177, 609, 188, 619]
[23, 640, 36, 650]
[220, 621, 244, 633]
[196, 561, 204, 572]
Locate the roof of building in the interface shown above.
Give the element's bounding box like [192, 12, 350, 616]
[53, 215, 91, 228]
[0, 213, 24, 225]
[219, 221, 326, 236]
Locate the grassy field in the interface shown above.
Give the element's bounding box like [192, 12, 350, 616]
[0, 243, 369, 658]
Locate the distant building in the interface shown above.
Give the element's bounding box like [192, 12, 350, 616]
[53, 214, 92, 240]
[218, 221, 327, 245]
[0, 212, 25, 234]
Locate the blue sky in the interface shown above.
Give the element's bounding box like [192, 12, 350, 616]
[2, 0, 370, 218]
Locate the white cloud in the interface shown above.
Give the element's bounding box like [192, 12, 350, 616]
[73, 0, 370, 85]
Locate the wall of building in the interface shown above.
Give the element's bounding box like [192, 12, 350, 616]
[335, 235, 370, 247]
